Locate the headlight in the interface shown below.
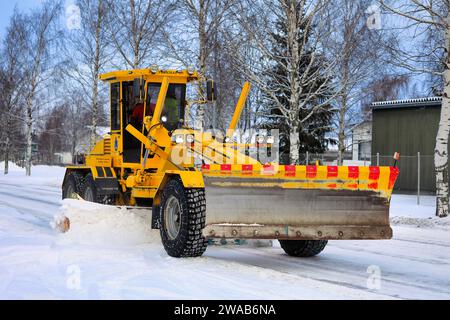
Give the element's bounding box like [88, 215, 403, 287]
[266, 136, 275, 144]
[186, 135, 195, 143]
[187, 66, 195, 75]
[150, 64, 159, 74]
[256, 136, 265, 144]
[224, 137, 231, 143]
[161, 116, 168, 123]
[175, 135, 184, 144]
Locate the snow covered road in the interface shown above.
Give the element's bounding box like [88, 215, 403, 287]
[0, 164, 449, 300]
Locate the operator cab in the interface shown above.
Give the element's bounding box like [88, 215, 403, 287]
[102, 69, 197, 166]
[120, 81, 186, 164]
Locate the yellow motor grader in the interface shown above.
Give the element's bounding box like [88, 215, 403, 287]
[61, 67, 399, 258]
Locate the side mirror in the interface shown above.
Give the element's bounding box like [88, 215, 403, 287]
[206, 79, 217, 102]
[133, 78, 145, 99]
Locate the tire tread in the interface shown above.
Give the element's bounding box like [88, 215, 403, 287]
[279, 240, 328, 257]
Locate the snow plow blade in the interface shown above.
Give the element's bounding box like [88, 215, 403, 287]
[202, 164, 399, 240]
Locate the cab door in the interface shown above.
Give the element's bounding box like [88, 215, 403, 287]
[121, 81, 142, 164]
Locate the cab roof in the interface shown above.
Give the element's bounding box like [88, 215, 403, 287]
[99, 69, 200, 83]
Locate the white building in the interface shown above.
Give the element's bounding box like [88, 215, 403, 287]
[74, 126, 110, 156]
[351, 121, 372, 162]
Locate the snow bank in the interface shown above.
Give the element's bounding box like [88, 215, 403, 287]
[390, 216, 450, 229]
[0, 162, 66, 187]
[52, 199, 159, 246]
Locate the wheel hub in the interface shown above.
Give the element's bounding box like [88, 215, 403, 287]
[164, 195, 182, 240]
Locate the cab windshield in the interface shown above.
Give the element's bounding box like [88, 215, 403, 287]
[147, 83, 186, 131]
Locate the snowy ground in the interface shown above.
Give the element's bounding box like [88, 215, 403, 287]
[0, 163, 449, 300]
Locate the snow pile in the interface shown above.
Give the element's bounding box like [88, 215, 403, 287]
[390, 216, 450, 229]
[389, 194, 450, 229]
[52, 199, 160, 246]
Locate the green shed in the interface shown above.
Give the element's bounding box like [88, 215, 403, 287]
[371, 97, 442, 193]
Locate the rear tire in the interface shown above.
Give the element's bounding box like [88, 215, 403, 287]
[279, 240, 328, 257]
[159, 178, 207, 258]
[62, 172, 85, 200]
[83, 174, 99, 203]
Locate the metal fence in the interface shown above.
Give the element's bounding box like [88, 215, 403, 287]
[297, 152, 434, 204]
[374, 153, 434, 204]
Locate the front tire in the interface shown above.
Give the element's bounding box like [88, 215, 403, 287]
[279, 240, 328, 257]
[82, 174, 115, 204]
[159, 178, 207, 258]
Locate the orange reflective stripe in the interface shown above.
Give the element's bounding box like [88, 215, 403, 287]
[242, 164, 253, 175]
[369, 167, 380, 180]
[285, 165, 296, 177]
[306, 165, 317, 179]
[389, 167, 399, 189]
[221, 164, 231, 172]
[348, 166, 359, 179]
[327, 166, 338, 178]
[262, 164, 275, 175]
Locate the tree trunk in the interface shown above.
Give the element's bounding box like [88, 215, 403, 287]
[290, 122, 300, 164]
[285, 1, 301, 165]
[4, 139, 9, 175]
[196, 0, 207, 130]
[435, 14, 450, 218]
[3, 117, 10, 175]
[90, 0, 103, 149]
[337, 53, 350, 166]
[72, 125, 77, 164]
[435, 80, 450, 218]
[337, 96, 347, 166]
[25, 94, 34, 176]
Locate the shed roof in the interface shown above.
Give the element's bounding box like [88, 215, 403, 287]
[371, 97, 441, 110]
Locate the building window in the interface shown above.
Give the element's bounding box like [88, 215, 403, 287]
[358, 141, 371, 161]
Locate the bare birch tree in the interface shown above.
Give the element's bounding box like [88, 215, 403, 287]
[22, 1, 62, 176]
[106, 0, 175, 69]
[227, 0, 337, 164]
[163, 0, 235, 129]
[380, 0, 449, 217]
[64, 0, 111, 148]
[326, 0, 392, 164]
[0, 10, 28, 174]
